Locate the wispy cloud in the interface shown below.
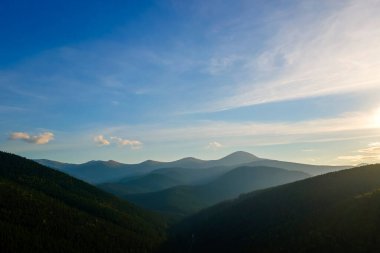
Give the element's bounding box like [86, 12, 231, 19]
[9, 132, 54, 144]
[4, 1, 378, 118]
[338, 142, 380, 164]
[202, 0, 380, 112]
[100, 109, 380, 147]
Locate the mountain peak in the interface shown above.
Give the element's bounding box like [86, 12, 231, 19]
[217, 151, 260, 166]
[141, 159, 162, 165]
[177, 157, 204, 163]
[223, 151, 259, 159]
[83, 160, 122, 167]
[106, 160, 122, 166]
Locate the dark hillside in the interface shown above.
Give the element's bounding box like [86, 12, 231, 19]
[0, 151, 166, 253]
[167, 164, 380, 253]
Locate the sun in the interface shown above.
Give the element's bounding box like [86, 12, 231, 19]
[373, 108, 380, 128]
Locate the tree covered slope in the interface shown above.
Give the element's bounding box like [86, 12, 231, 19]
[167, 164, 380, 253]
[0, 151, 166, 253]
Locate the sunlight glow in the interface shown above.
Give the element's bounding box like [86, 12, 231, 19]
[373, 108, 380, 128]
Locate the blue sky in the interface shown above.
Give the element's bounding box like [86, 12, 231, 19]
[1, 0, 380, 165]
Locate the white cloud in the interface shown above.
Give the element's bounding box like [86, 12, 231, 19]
[338, 142, 380, 164]
[10, 132, 30, 140]
[110, 136, 143, 149]
[93, 135, 110, 146]
[10, 132, 54, 144]
[207, 141, 223, 149]
[94, 135, 142, 149]
[204, 0, 380, 112]
[358, 146, 380, 154]
[100, 109, 380, 147]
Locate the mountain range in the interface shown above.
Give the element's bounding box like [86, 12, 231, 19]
[35, 151, 260, 184]
[36, 151, 349, 184]
[35, 151, 350, 217]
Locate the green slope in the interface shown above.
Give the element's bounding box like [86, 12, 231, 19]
[167, 164, 380, 253]
[124, 166, 309, 216]
[0, 151, 166, 253]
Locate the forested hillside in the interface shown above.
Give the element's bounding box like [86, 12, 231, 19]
[0, 151, 166, 253]
[166, 164, 380, 253]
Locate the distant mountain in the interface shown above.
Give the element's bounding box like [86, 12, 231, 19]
[214, 151, 260, 166]
[35, 159, 136, 184]
[167, 164, 380, 253]
[206, 166, 309, 198]
[0, 151, 166, 253]
[100, 172, 184, 196]
[36, 151, 347, 184]
[99, 165, 235, 195]
[123, 166, 309, 216]
[33, 158, 72, 170]
[166, 151, 260, 168]
[244, 159, 350, 176]
[164, 157, 206, 168]
[35, 151, 261, 184]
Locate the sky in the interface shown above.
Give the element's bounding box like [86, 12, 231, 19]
[1, 0, 380, 165]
